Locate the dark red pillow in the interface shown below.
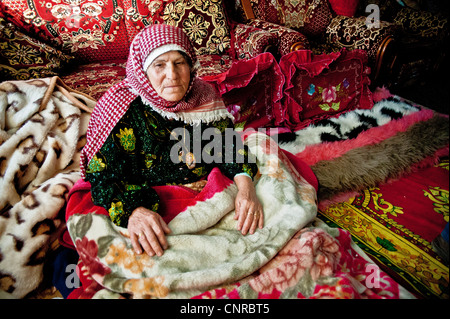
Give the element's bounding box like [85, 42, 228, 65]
[204, 53, 285, 130]
[279, 49, 373, 130]
[328, 0, 360, 17]
[0, 18, 74, 80]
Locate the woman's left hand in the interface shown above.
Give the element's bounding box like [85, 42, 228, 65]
[234, 175, 264, 235]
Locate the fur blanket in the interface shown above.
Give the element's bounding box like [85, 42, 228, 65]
[0, 77, 95, 298]
[277, 96, 449, 205]
[66, 133, 414, 299]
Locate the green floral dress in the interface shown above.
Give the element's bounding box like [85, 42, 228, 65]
[86, 97, 257, 227]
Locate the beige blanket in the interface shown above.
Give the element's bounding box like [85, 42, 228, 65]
[0, 77, 95, 298]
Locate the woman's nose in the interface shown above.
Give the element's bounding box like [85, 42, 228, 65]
[165, 63, 179, 79]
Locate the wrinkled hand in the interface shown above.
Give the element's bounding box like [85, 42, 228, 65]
[128, 207, 171, 256]
[234, 175, 264, 235]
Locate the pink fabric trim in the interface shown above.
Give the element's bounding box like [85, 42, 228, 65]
[295, 109, 437, 165]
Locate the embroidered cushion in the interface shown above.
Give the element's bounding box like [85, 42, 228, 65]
[276, 0, 333, 37]
[0, 0, 130, 63]
[250, 0, 280, 24]
[161, 0, 233, 56]
[196, 54, 233, 78]
[232, 23, 278, 59]
[205, 53, 285, 129]
[247, 19, 310, 56]
[279, 49, 373, 130]
[0, 18, 74, 80]
[393, 7, 448, 40]
[325, 15, 398, 63]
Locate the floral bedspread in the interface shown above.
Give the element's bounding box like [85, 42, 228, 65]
[66, 132, 413, 299]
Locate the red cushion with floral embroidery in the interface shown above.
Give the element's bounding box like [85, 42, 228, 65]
[204, 53, 285, 129]
[277, 0, 332, 37]
[279, 49, 373, 130]
[161, 0, 233, 56]
[0, 0, 130, 63]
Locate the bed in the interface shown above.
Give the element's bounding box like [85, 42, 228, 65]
[0, 0, 448, 300]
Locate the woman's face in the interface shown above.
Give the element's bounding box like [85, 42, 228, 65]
[146, 50, 191, 102]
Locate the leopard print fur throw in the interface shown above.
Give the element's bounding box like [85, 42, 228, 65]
[0, 77, 95, 298]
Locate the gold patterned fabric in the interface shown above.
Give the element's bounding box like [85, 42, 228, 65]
[319, 159, 449, 299]
[393, 7, 448, 40]
[161, 0, 233, 56]
[324, 15, 398, 63]
[277, 0, 332, 37]
[0, 18, 74, 80]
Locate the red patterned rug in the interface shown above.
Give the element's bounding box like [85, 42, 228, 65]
[318, 156, 449, 299]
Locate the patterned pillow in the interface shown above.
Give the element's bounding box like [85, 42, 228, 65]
[232, 23, 279, 59]
[0, 18, 74, 81]
[279, 49, 373, 130]
[0, 0, 130, 63]
[60, 59, 127, 101]
[250, 0, 281, 24]
[123, 0, 166, 43]
[277, 0, 333, 37]
[161, 0, 233, 56]
[325, 15, 398, 64]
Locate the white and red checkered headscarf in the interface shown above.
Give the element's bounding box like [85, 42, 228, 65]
[80, 24, 232, 179]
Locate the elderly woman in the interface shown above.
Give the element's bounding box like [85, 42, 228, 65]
[80, 24, 263, 258]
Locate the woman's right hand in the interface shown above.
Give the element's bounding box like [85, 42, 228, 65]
[128, 207, 171, 257]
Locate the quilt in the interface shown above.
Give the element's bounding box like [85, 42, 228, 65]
[0, 76, 95, 298]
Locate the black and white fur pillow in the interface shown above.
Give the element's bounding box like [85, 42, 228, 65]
[276, 96, 420, 154]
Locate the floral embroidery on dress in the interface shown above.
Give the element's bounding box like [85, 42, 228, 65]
[86, 154, 106, 173]
[214, 119, 229, 133]
[242, 164, 253, 178]
[151, 203, 160, 212]
[144, 154, 157, 169]
[192, 167, 207, 177]
[109, 201, 126, 226]
[125, 184, 142, 191]
[116, 127, 136, 152]
[238, 149, 248, 156]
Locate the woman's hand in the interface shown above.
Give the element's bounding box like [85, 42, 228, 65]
[234, 175, 264, 235]
[128, 207, 171, 256]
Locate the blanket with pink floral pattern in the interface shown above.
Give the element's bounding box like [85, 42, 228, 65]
[66, 133, 414, 299]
